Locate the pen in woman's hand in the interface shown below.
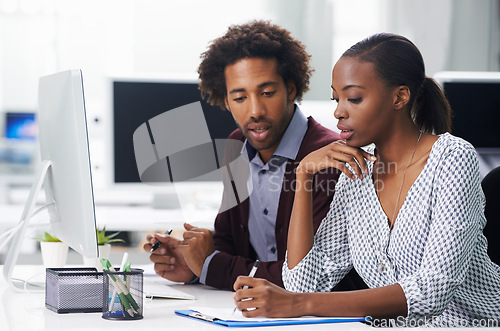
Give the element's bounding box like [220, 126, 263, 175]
[150, 229, 173, 252]
[233, 260, 260, 314]
[245, 260, 260, 282]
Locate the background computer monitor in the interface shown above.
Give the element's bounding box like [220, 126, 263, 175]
[106, 77, 239, 211]
[434, 71, 500, 177]
[3, 69, 98, 290]
[4, 112, 37, 140]
[0, 112, 38, 166]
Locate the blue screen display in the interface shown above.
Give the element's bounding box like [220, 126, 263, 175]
[5, 112, 37, 140]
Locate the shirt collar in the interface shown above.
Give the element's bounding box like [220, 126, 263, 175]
[242, 104, 308, 163]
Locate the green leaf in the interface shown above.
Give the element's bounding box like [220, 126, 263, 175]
[33, 231, 62, 242]
[96, 226, 125, 245]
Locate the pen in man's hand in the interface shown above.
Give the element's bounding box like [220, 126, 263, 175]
[150, 228, 173, 252]
[233, 260, 260, 314]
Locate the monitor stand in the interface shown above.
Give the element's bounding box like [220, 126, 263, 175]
[3, 160, 52, 292]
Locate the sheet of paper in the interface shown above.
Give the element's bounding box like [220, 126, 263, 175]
[143, 279, 195, 300]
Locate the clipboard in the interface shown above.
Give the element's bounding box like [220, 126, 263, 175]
[175, 309, 366, 327]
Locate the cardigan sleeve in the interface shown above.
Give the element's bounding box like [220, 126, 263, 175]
[206, 251, 285, 290]
[283, 173, 353, 292]
[398, 142, 485, 319]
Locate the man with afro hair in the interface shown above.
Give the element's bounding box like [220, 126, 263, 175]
[145, 20, 365, 291]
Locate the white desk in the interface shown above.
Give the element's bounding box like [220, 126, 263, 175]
[1, 185, 223, 231]
[0, 204, 217, 232]
[1, 265, 371, 331]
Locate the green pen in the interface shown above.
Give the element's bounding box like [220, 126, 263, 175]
[123, 261, 132, 289]
[100, 258, 137, 317]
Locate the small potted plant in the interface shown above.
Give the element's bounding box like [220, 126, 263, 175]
[34, 231, 68, 268]
[83, 226, 124, 270]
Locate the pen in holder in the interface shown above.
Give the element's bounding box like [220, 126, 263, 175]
[102, 268, 143, 320]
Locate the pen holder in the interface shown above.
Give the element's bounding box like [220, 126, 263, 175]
[102, 268, 144, 320]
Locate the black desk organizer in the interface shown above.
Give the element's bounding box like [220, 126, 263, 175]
[45, 268, 104, 313]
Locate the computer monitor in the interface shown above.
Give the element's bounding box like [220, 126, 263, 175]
[1, 112, 38, 166]
[434, 71, 500, 177]
[3, 69, 99, 291]
[104, 76, 238, 211]
[4, 112, 37, 140]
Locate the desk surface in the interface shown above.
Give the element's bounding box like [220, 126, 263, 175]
[0, 204, 217, 232]
[1, 265, 371, 331]
[1, 185, 222, 231]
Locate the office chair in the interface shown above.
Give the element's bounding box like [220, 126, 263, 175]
[481, 166, 500, 265]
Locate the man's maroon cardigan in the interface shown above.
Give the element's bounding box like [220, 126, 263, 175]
[205, 117, 365, 291]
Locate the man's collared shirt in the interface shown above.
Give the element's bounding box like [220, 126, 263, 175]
[246, 106, 307, 262]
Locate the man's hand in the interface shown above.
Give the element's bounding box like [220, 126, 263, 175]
[178, 223, 215, 277]
[143, 232, 195, 283]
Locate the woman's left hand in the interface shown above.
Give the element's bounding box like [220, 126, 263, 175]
[233, 276, 299, 318]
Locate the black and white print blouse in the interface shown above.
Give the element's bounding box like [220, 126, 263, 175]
[283, 133, 500, 326]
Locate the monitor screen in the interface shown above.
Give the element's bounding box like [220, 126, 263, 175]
[5, 112, 37, 140]
[434, 71, 500, 148]
[444, 82, 500, 148]
[112, 78, 237, 184]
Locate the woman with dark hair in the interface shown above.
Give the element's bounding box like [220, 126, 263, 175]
[233, 33, 500, 326]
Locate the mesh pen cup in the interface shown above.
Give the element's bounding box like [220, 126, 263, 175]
[102, 268, 144, 320]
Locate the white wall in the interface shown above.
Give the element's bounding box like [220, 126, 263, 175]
[0, 0, 274, 123]
[1, 0, 498, 117]
[446, 0, 499, 71]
